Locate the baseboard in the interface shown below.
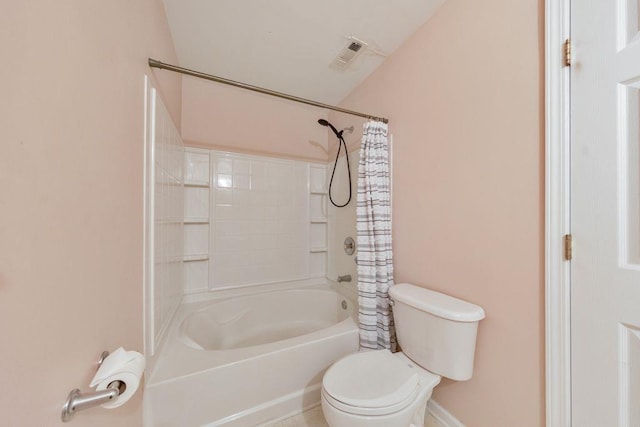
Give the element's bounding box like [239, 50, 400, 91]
[427, 399, 465, 427]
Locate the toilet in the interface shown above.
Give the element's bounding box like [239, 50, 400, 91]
[321, 283, 485, 427]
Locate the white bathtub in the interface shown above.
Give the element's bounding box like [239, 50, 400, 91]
[144, 280, 359, 427]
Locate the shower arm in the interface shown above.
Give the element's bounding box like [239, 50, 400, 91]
[318, 119, 343, 139]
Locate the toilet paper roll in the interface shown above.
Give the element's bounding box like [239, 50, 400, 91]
[90, 347, 145, 409]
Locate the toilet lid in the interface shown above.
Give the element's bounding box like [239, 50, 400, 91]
[322, 350, 420, 410]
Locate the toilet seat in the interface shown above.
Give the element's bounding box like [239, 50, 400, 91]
[322, 350, 438, 416]
[322, 386, 419, 416]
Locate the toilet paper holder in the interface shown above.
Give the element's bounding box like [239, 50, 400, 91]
[61, 351, 125, 422]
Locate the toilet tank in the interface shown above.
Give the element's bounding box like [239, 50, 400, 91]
[389, 283, 485, 381]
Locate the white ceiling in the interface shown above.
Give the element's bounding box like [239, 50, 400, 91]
[162, 0, 446, 104]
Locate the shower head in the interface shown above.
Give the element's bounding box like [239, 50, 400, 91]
[317, 119, 343, 138]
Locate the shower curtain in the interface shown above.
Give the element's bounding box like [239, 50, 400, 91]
[356, 120, 396, 351]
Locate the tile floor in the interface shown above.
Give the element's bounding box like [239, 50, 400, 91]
[265, 405, 445, 427]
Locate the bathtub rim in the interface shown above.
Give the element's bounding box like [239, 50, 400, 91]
[181, 276, 356, 304]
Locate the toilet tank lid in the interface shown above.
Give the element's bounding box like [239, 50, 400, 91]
[389, 283, 485, 322]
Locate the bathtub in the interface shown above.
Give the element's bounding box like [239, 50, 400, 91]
[144, 280, 359, 426]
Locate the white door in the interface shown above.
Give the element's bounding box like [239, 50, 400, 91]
[571, 0, 640, 425]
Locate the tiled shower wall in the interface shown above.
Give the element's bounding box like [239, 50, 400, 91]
[146, 85, 184, 355]
[184, 149, 327, 292]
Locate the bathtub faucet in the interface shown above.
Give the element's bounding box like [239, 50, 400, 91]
[337, 274, 352, 283]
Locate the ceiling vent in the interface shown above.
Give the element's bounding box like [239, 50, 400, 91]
[330, 37, 369, 71]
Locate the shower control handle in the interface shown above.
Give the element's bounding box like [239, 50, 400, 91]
[344, 237, 356, 256]
[337, 275, 352, 283]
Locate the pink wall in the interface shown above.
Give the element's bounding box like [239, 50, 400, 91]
[0, 1, 180, 425]
[336, 0, 545, 425]
[181, 76, 329, 162]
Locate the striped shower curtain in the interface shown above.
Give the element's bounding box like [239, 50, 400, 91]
[356, 120, 396, 351]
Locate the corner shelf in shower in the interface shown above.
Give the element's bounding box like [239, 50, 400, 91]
[154, 255, 183, 264]
[184, 182, 209, 188]
[184, 254, 209, 262]
[184, 217, 209, 224]
[309, 167, 328, 275]
[157, 219, 183, 225]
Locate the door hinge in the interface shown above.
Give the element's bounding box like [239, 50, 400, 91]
[563, 234, 573, 261]
[563, 38, 572, 67]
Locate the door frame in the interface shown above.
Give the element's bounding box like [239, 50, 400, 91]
[545, 0, 572, 425]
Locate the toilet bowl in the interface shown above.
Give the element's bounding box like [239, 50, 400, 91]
[321, 350, 440, 427]
[321, 283, 485, 427]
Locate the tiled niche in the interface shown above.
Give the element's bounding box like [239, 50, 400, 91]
[183, 148, 327, 292]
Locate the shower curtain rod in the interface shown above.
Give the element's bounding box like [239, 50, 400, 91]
[148, 59, 389, 124]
